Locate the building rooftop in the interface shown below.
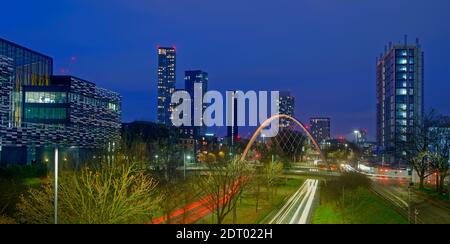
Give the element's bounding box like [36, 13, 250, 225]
[0, 37, 53, 61]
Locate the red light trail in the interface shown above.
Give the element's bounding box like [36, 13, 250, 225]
[148, 179, 242, 224]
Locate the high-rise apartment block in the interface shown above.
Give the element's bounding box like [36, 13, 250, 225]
[157, 47, 176, 126]
[376, 37, 424, 164]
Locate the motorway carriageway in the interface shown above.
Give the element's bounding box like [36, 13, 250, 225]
[149, 180, 241, 224]
[269, 179, 319, 224]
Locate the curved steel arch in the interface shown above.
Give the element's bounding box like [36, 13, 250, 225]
[240, 114, 326, 163]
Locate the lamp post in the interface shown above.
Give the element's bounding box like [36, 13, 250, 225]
[408, 182, 414, 224]
[54, 148, 59, 225]
[154, 155, 159, 170]
[353, 130, 360, 144]
[184, 153, 191, 180]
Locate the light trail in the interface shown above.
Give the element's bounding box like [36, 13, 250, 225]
[270, 181, 309, 224]
[269, 179, 319, 224]
[149, 178, 244, 224]
[298, 180, 318, 224]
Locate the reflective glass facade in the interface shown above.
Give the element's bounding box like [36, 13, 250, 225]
[23, 89, 69, 123]
[24, 107, 67, 121]
[184, 70, 208, 137]
[25, 91, 67, 104]
[0, 38, 53, 125]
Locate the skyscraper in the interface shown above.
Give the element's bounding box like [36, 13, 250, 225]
[184, 70, 208, 137]
[279, 91, 295, 127]
[157, 47, 176, 126]
[227, 92, 239, 149]
[376, 37, 424, 165]
[310, 117, 331, 144]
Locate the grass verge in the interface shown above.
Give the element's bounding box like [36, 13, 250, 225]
[198, 177, 304, 224]
[312, 177, 407, 224]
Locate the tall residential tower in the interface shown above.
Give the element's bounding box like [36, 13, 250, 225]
[376, 37, 424, 165]
[157, 47, 176, 126]
[310, 117, 331, 144]
[184, 70, 209, 137]
[279, 91, 295, 127]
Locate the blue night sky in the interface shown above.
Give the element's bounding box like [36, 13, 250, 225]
[1, 0, 450, 140]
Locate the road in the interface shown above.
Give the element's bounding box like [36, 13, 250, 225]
[371, 179, 450, 224]
[149, 179, 242, 224]
[269, 179, 319, 224]
[341, 164, 450, 224]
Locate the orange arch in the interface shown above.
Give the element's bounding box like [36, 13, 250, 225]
[240, 114, 326, 163]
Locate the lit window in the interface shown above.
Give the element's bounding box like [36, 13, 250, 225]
[396, 58, 408, 65]
[396, 89, 407, 95]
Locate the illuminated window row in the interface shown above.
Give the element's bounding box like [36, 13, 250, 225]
[25, 91, 67, 104]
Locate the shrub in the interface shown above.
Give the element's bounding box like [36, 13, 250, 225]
[17, 163, 160, 224]
[0, 179, 28, 218]
[0, 215, 17, 224]
[0, 164, 48, 180]
[322, 172, 371, 202]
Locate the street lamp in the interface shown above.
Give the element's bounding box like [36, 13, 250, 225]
[408, 182, 414, 224]
[54, 148, 58, 225]
[154, 155, 159, 170]
[184, 154, 191, 180]
[353, 130, 360, 144]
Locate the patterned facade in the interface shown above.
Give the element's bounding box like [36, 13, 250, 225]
[0, 39, 121, 166]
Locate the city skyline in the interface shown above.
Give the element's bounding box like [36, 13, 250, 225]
[1, 0, 450, 227]
[2, 0, 450, 140]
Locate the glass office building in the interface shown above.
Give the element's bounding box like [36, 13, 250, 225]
[0, 38, 53, 126]
[376, 38, 424, 165]
[184, 70, 209, 137]
[157, 47, 176, 126]
[0, 38, 121, 166]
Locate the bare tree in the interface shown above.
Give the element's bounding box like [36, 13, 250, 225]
[157, 182, 185, 224]
[400, 110, 441, 189]
[411, 151, 434, 189]
[264, 160, 283, 201]
[251, 165, 265, 213]
[429, 126, 450, 194]
[196, 160, 252, 224]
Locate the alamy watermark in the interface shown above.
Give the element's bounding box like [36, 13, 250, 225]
[171, 84, 281, 137]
